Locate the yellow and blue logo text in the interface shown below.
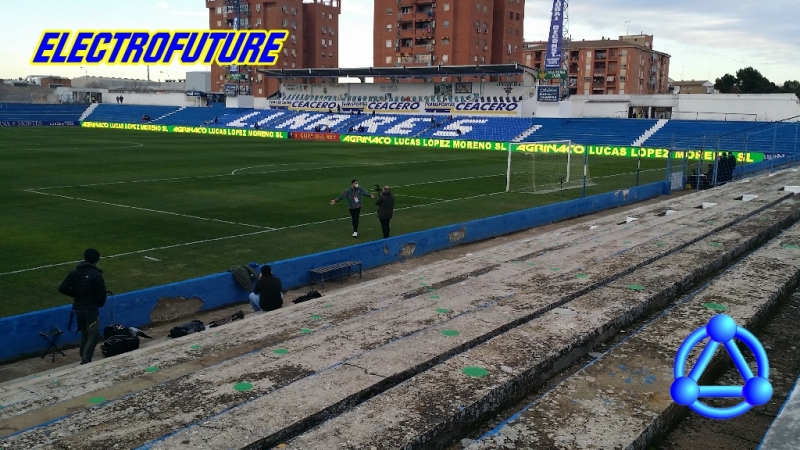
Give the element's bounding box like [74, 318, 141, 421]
[31, 30, 288, 66]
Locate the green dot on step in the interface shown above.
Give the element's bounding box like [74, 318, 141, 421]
[627, 284, 645, 291]
[190, 345, 201, 350]
[441, 329, 460, 337]
[234, 382, 253, 392]
[436, 308, 449, 314]
[550, 267, 560, 271]
[462, 366, 489, 378]
[576, 273, 588, 279]
[300, 328, 313, 334]
[324, 304, 333, 308]
[145, 366, 159, 373]
[311, 315, 321, 320]
[709, 242, 722, 248]
[657, 242, 666, 247]
[702, 302, 728, 311]
[430, 295, 440, 300]
[418, 277, 425, 280]
[88, 396, 105, 405]
[527, 262, 535, 266]
[623, 241, 632, 244]
[428, 288, 436, 292]
[274, 348, 289, 355]
[783, 244, 799, 250]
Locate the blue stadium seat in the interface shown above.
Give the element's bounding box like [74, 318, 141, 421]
[0, 103, 87, 121]
[643, 120, 798, 153]
[520, 118, 657, 145]
[84, 104, 181, 123]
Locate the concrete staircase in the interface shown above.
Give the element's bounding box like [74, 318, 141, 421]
[78, 103, 98, 121]
[153, 106, 185, 122]
[512, 124, 542, 142]
[632, 118, 669, 146]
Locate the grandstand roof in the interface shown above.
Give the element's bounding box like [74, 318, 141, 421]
[257, 64, 536, 79]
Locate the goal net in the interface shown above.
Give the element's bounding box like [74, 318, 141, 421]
[506, 140, 592, 194]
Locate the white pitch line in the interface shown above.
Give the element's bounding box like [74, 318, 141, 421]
[393, 173, 505, 188]
[0, 190, 508, 276]
[25, 190, 276, 230]
[394, 194, 446, 201]
[30, 157, 483, 191]
[143, 256, 160, 261]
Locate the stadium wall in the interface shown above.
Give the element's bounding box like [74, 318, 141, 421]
[280, 81, 534, 101]
[0, 181, 671, 362]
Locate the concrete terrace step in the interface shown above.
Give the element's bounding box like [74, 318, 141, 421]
[280, 194, 800, 450]
[4, 174, 792, 448]
[100, 191, 800, 448]
[469, 208, 800, 450]
[0, 174, 789, 424]
[760, 371, 800, 449]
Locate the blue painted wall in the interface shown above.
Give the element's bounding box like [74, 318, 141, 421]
[0, 181, 670, 362]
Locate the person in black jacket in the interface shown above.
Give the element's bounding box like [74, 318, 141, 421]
[58, 248, 107, 364]
[375, 185, 395, 239]
[249, 265, 284, 312]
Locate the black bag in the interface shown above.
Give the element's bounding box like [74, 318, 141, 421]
[293, 290, 322, 304]
[168, 320, 205, 338]
[209, 311, 245, 328]
[104, 324, 131, 340]
[101, 335, 140, 357]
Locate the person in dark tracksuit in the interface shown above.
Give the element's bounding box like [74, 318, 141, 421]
[249, 265, 284, 312]
[58, 248, 107, 364]
[728, 152, 737, 181]
[375, 186, 395, 239]
[330, 179, 374, 237]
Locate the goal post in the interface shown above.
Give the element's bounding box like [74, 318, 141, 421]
[506, 140, 591, 194]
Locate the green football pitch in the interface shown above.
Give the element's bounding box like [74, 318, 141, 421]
[0, 127, 670, 317]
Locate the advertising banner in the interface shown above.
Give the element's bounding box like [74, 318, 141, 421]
[289, 131, 341, 141]
[80, 121, 287, 139]
[0, 120, 79, 127]
[545, 0, 565, 69]
[510, 142, 765, 163]
[537, 86, 560, 102]
[340, 135, 509, 151]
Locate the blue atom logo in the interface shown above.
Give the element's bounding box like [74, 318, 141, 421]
[671, 314, 772, 420]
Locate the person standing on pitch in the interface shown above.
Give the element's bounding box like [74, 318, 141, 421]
[375, 185, 395, 239]
[330, 179, 374, 237]
[58, 248, 107, 364]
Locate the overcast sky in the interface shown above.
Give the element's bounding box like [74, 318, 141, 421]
[0, 0, 796, 84]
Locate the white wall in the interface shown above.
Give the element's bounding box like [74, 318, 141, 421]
[669, 94, 800, 122]
[108, 92, 193, 106]
[226, 95, 255, 108]
[568, 95, 631, 118]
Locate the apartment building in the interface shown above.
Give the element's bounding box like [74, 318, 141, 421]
[373, 0, 525, 79]
[206, 0, 341, 97]
[523, 34, 671, 95]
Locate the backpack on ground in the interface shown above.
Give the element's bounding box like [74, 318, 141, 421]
[104, 324, 131, 340]
[168, 320, 205, 338]
[101, 334, 140, 357]
[209, 311, 245, 328]
[293, 290, 322, 304]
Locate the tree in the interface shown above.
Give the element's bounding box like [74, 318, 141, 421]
[736, 67, 779, 94]
[714, 73, 737, 93]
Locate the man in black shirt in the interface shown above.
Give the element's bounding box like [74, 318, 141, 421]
[59, 248, 107, 364]
[249, 265, 284, 312]
[376, 185, 395, 239]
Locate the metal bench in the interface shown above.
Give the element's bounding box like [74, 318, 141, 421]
[309, 261, 362, 288]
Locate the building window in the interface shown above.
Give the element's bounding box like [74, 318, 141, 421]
[620, 50, 628, 56]
[442, 54, 449, 62]
[510, 11, 513, 19]
[322, 25, 327, 34]
[329, 26, 334, 35]
[387, 24, 392, 31]
[475, 21, 480, 28]
[443, 20, 449, 28]
[291, 7, 296, 15]
[475, 55, 478, 62]
[329, 52, 333, 57]
[476, 4, 481, 12]
[291, 62, 296, 68]
[216, 20, 221, 27]
[620, 76, 626, 82]
[484, 5, 488, 12]
[483, 22, 488, 30]
[322, 38, 326, 46]
[291, 35, 296, 44]
[441, 38, 450, 45]
[515, 12, 520, 20]
[515, 29, 519, 36]
[256, 4, 261, 13]
[621, 64, 627, 69]
[291, 49, 296, 56]
[322, 52, 326, 57]
[329, 13, 332, 19]
[514, 45, 518, 52]
[216, 6, 221, 14]
[283, 48, 288, 56]
[322, 12, 325, 18]
[386, 56, 393, 63]
[219, 74, 223, 80]
[443, 3, 449, 11]
[282, 18, 288, 27]
[386, 40, 392, 48]
[329, 39, 333, 46]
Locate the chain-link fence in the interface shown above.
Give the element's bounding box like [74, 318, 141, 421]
[665, 119, 800, 192]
